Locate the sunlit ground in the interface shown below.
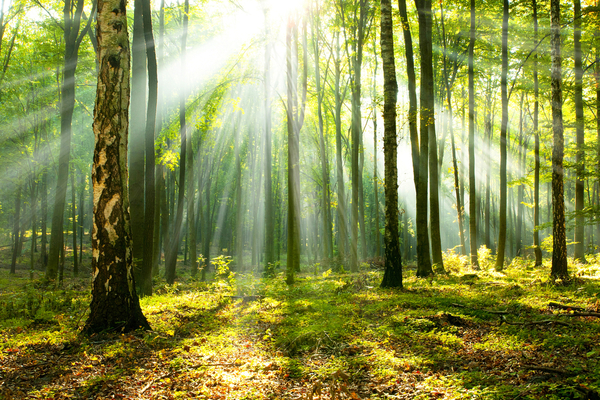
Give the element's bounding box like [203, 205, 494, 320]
[1, 245, 599, 399]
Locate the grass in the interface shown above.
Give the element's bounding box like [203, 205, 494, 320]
[0, 248, 599, 399]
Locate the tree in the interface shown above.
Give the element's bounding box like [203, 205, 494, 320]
[468, 0, 478, 267]
[141, 0, 158, 293]
[46, 0, 95, 281]
[165, 0, 189, 284]
[550, 0, 568, 280]
[573, 0, 585, 263]
[533, 0, 543, 266]
[83, 0, 149, 334]
[495, 0, 509, 271]
[380, 0, 402, 288]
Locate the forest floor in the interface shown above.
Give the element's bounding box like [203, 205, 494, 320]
[0, 250, 599, 399]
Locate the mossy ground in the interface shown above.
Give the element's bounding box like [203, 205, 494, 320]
[0, 249, 599, 399]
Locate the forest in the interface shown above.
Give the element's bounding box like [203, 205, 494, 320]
[0, 0, 600, 398]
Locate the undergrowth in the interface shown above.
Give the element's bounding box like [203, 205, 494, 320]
[0, 251, 599, 399]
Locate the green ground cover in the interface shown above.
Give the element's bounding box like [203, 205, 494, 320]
[0, 251, 599, 399]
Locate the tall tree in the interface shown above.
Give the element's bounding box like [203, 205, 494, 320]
[398, 0, 424, 268]
[286, 10, 307, 284]
[263, 6, 275, 268]
[495, 0, 509, 271]
[46, 0, 96, 281]
[533, 0, 543, 266]
[550, 0, 568, 280]
[165, 0, 189, 284]
[312, 1, 333, 261]
[573, 0, 586, 263]
[129, 0, 146, 281]
[83, 0, 149, 334]
[380, 0, 402, 288]
[415, 0, 437, 276]
[468, 0, 479, 267]
[141, 0, 158, 293]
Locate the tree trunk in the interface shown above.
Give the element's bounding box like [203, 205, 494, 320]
[286, 13, 301, 283]
[129, 0, 147, 282]
[398, 0, 422, 266]
[264, 8, 275, 268]
[516, 96, 524, 257]
[46, 0, 92, 281]
[10, 184, 21, 274]
[495, 0, 509, 271]
[533, 0, 543, 266]
[83, 0, 149, 334]
[235, 120, 244, 271]
[312, 2, 333, 262]
[415, 0, 435, 276]
[71, 167, 78, 276]
[41, 167, 48, 270]
[165, 0, 189, 284]
[372, 48, 381, 258]
[334, 32, 348, 261]
[573, 0, 586, 263]
[468, 0, 479, 267]
[550, 0, 568, 280]
[380, 0, 402, 288]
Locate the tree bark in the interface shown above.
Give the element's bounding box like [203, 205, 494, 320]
[550, 0, 568, 280]
[573, 0, 586, 263]
[165, 0, 189, 284]
[380, 0, 402, 288]
[495, 0, 509, 271]
[46, 0, 94, 281]
[129, 0, 146, 282]
[83, 0, 149, 334]
[334, 32, 348, 261]
[71, 167, 78, 276]
[468, 0, 479, 267]
[533, 0, 543, 266]
[264, 8, 275, 268]
[415, 0, 435, 277]
[10, 184, 21, 274]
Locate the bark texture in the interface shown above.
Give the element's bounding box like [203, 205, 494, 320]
[550, 0, 568, 280]
[84, 0, 149, 334]
[380, 0, 402, 288]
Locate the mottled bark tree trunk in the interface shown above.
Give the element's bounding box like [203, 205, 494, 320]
[550, 0, 568, 280]
[380, 0, 402, 288]
[10, 184, 21, 275]
[334, 32, 348, 261]
[83, 0, 149, 334]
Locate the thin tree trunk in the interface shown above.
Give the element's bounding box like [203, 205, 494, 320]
[468, 0, 479, 267]
[533, 0, 543, 266]
[372, 48, 381, 258]
[573, 0, 586, 263]
[495, 0, 509, 271]
[264, 8, 275, 268]
[71, 167, 78, 276]
[516, 96, 524, 257]
[165, 0, 189, 284]
[46, 0, 93, 281]
[334, 32, 348, 261]
[550, 0, 568, 280]
[129, 0, 147, 281]
[380, 0, 403, 288]
[415, 0, 435, 276]
[10, 184, 21, 274]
